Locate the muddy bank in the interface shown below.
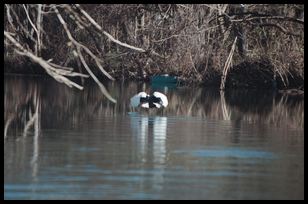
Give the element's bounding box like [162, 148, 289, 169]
[225, 60, 304, 90]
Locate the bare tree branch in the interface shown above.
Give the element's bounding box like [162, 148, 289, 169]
[77, 47, 117, 103]
[227, 12, 304, 25]
[53, 6, 117, 103]
[4, 31, 87, 90]
[220, 36, 237, 90]
[74, 4, 146, 53]
[54, 6, 114, 81]
[256, 23, 302, 37]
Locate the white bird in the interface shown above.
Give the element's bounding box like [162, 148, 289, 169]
[130, 91, 168, 108]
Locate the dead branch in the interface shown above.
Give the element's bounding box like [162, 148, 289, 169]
[227, 12, 304, 25]
[6, 5, 38, 45]
[74, 4, 146, 53]
[220, 36, 237, 90]
[53, 6, 117, 103]
[54, 6, 114, 80]
[255, 23, 302, 37]
[77, 47, 117, 103]
[189, 51, 202, 82]
[22, 4, 41, 55]
[4, 31, 88, 90]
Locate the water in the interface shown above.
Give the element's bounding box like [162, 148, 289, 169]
[4, 75, 304, 200]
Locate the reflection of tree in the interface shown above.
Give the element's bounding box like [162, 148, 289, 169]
[187, 88, 202, 116]
[4, 116, 13, 139]
[4, 76, 41, 180]
[220, 91, 231, 120]
[225, 89, 275, 114]
[268, 94, 304, 128]
[23, 95, 40, 138]
[4, 76, 41, 138]
[224, 90, 304, 128]
[4, 77, 304, 139]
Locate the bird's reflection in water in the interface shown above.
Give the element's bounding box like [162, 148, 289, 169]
[129, 113, 167, 191]
[129, 112, 167, 165]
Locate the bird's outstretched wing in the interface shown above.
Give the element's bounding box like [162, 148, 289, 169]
[153, 92, 168, 107]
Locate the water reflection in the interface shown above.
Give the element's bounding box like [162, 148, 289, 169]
[4, 76, 304, 138]
[129, 113, 167, 193]
[4, 77, 42, 182]
[129, 113, 167, 165]
[4, 75, 304, 199]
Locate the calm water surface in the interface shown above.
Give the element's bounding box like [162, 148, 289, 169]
[4, 76, 304, 200]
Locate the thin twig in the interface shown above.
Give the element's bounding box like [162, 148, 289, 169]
[74, 4, 146, 53]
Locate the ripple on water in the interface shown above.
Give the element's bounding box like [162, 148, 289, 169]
[173, 147, 277, 159]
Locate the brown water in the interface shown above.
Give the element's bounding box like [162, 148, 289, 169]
[4, 75, 304, 200]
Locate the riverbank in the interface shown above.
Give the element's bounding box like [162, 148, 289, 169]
[5, 4, 304, 101]
[4, 57, 304, 95]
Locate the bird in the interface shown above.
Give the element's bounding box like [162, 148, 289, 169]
[130, 91, 168, 109]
